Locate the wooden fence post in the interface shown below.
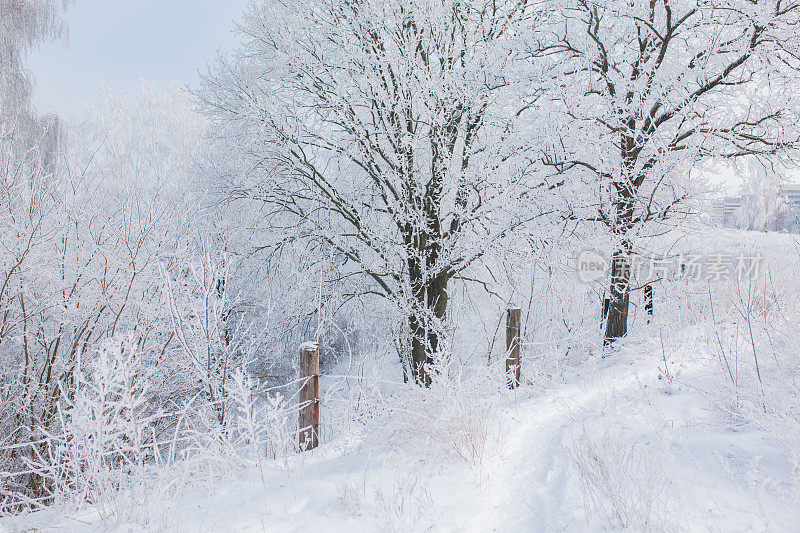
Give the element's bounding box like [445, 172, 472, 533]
[506, 308, 521, 389]
[602, 297, 610, 329]
[299, 341, 319, 451]
[644, 285, 653, 323]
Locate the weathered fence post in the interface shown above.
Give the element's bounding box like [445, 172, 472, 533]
[299, 341, 319, 451]
[644, 285, 653, 323]
[506, 308, 521, 389]
[602, 297, 610, 329]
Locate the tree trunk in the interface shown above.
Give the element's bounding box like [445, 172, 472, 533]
[604, 242, 631, 345]
[408, 273, 449, 387]
[604, 136, 637, 346]
[409, 314, 429, 386]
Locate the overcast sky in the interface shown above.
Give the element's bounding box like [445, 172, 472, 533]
[28, 0, 250, 119]
[22, 1, 759, 192]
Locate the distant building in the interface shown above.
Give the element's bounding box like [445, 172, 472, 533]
[710, 182, 800, 230]
[710, 201, 724, 225]
[720, 196, 742, 227]
[712, 184, 800, 231]
[780, 183, 800, 219]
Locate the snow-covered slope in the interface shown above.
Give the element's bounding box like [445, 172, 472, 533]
[8, 341, 798, 530]
[5, 230, 799, 531]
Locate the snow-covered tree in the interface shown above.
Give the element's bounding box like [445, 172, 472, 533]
[0, 85, 203, 501]
[524, 0, 800, 344]
[200, 0, 561, 385]
[735, 158, 793, 232]
[0, 0, 71, 161]
[161, 246, 264, 428]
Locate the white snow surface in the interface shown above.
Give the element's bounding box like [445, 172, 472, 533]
[299, 340, 320, 351]
[4, 230, 800, 531]
[6, 346, 798, 530]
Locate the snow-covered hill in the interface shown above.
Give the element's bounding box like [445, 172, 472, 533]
[5, 230, 800, 532]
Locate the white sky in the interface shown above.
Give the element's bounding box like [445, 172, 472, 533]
[27, 0, 250, 119]
[26, 0, 790, 194]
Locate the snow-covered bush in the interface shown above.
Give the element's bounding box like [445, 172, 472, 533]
[162, 249, 254, 428]
[0, 84, 204, 505]
[179, 369, 293, 482]
[32, 337, 157, 523]
[363, 354, 507, 466]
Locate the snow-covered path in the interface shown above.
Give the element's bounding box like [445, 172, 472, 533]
[475, 341, 798, 532]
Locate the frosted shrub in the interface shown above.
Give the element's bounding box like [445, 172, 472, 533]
[337, 478, 363, 517]
[428, 364, 495, 465]
[705, 258, 800, 456]
[375, 474, 435, 533]
[39, 337, 157, 524]
[180, 369, 292, 482]
[221, 369, 291, 462]
[161, 251, 249, 429]
[369, 355, 504, 466]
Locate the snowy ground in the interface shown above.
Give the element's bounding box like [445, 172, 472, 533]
[8, 343, 798, 530]
[4, 230, 800, 532]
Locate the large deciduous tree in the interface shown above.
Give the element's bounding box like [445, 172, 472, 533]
[201, 0, 557, 385]
[528, 0, 800, 344]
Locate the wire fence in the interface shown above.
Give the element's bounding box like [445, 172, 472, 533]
[0, 367, 406, 515]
